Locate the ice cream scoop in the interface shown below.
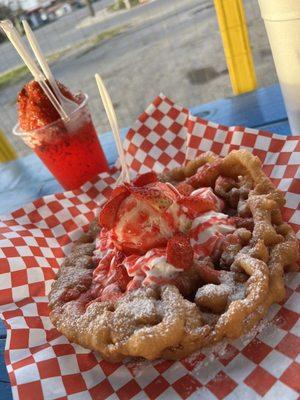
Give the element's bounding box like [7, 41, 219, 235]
[99, 176, 182, 254]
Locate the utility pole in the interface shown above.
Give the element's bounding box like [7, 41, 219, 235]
[124, 0, 131, 9]
[86, 0, 95, 17]
[11, 0, 23, 34]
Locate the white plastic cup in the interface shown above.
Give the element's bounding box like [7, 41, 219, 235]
[258, 0, 300, 135]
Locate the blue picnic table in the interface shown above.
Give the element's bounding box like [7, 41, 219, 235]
[0, 83, 292, 400]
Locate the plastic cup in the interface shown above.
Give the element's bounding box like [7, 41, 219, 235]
[14, 93, 109, 190]
[258, 0, 300, 135]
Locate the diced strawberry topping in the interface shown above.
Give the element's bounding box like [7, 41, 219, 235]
[133, 171, 158, 187]
[179, 187, 224, 218]
[214, 175, 237, 193]
[187, 159, 222, 188]
[176, 182, 194, 196]
[166, 234, 194, 269]
[194, 259, 221, 284]
[92, 165, 246, 302]
[110, 184, 130, 199]
[180, 196, 215, 217]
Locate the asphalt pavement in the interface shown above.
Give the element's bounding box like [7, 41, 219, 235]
[0, 0, 197, 73]
[0, 0, 278, 156]
[0, 0, 113, 73]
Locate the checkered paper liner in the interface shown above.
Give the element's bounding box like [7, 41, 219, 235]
[0, 94, 299, 400]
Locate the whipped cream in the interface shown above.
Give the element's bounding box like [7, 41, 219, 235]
[167, 202, 191, 233]
[144, 254, 182, 279]
[190, 211, 235, 257]
[123, 248, 183, 287]
[191, 211, 230, 226]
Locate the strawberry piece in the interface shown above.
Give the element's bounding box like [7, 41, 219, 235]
[128, 182, 179, 211]
[179, 195, 216, 218]
[187, 159, 222, 188]
[194, 260, 220, 284]
[176, 182, 194, 196]
[166, 234, 194, 269]
[133, 189, 172, 210]
[214, 175, 237, 194]
[133, 171, 158, 187]
[114, 264, 131, 291]
[110, 184, 130, 199]
[99, 189, 129, 229]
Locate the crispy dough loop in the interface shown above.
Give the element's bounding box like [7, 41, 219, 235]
[195, 283, 231, 314]
[221, 151, 283, 201]
[160, 151, 218, 182]
[117, 285, 186, 359]
[162, 300, 211, 359]
[213, 254, 269, 340]
[249, 195, 283, 246]
[239, 226, 298, 333]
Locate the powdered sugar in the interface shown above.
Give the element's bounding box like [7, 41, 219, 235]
[219, 272, 246, 303]
[197, 283, 230, 298]
[144, 254, 182, 280]
[118, 297, 157, 321]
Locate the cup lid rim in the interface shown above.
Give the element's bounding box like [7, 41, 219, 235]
[262, 14, 300, 21]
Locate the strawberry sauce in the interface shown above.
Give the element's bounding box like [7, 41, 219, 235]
[33, 118, 108, 190]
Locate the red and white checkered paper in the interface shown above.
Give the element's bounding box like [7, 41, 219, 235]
[0, 94, 299, 400]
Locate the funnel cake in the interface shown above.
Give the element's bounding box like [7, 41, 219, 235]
[49, 150, 298, 361]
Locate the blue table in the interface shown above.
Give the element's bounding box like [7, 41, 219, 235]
[0, 83, 291, 399]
